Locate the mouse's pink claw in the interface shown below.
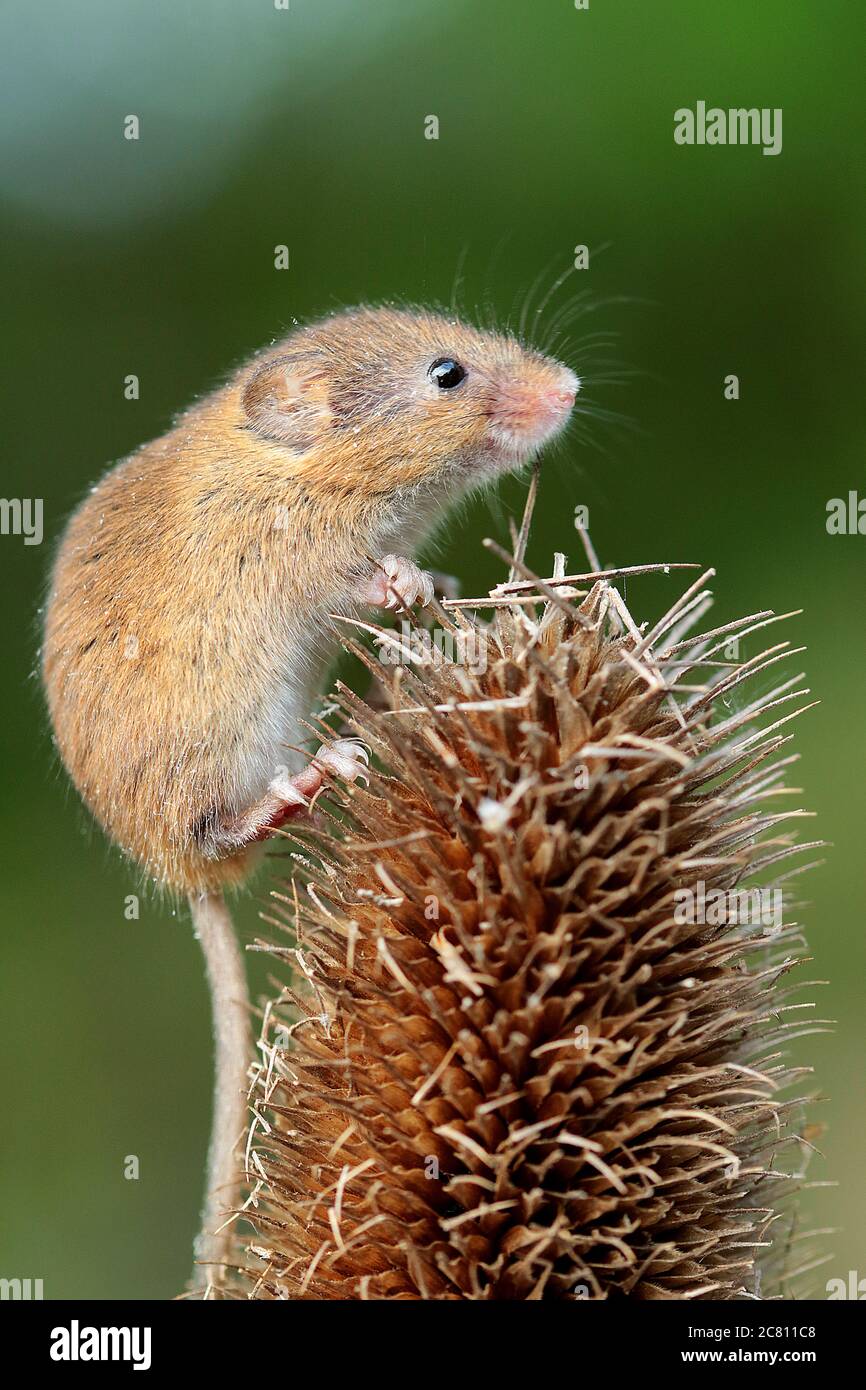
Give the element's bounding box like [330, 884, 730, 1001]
[364, 555, 435, 612]
[314, 738, 371, 785]
[266, 739, 370, 815]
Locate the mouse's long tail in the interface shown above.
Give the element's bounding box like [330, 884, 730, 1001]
[188, 889, 253, 1293]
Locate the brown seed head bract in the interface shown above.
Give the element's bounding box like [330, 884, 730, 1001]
[228, 544, 824, 1301]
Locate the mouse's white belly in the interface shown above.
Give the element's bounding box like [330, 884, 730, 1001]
[229, 624, 343, 813]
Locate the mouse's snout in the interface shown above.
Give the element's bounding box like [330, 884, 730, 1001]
[544, 385, 578, 409]
[486, 361, 579, 457]
[539, 383, 578, 419]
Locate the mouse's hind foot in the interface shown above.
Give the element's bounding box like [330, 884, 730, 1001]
[194, 740, 370, 859]
[269, 738, 370, 809]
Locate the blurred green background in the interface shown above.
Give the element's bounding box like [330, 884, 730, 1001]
[1, 0, 863, 1299]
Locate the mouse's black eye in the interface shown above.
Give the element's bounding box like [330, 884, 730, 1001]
[429, 357, 466, 390]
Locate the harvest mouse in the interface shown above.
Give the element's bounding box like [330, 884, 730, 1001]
[41, 304, 578, 1287]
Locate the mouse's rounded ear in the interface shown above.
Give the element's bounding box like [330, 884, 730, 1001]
[241, 353, 331, 450]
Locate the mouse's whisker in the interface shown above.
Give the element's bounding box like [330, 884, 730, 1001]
[541, 289, 644, 356]
[570, 403, 639, 446]
[532, 243, 615, 353]
[525, 264, 581, 349]
[538, 290, 608, 355]
[449, 242, 472, 319]
[480, 232, 513, 334]
[515, 253, 564, 343]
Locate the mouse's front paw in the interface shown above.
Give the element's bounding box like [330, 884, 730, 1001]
[364, 555, 435, 612]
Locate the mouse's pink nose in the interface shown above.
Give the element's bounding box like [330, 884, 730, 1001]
[486, 369, 578, 451]
[544, 386, 577, 410]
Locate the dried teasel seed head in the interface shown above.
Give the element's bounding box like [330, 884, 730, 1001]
[234, 553, 823, 1301]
